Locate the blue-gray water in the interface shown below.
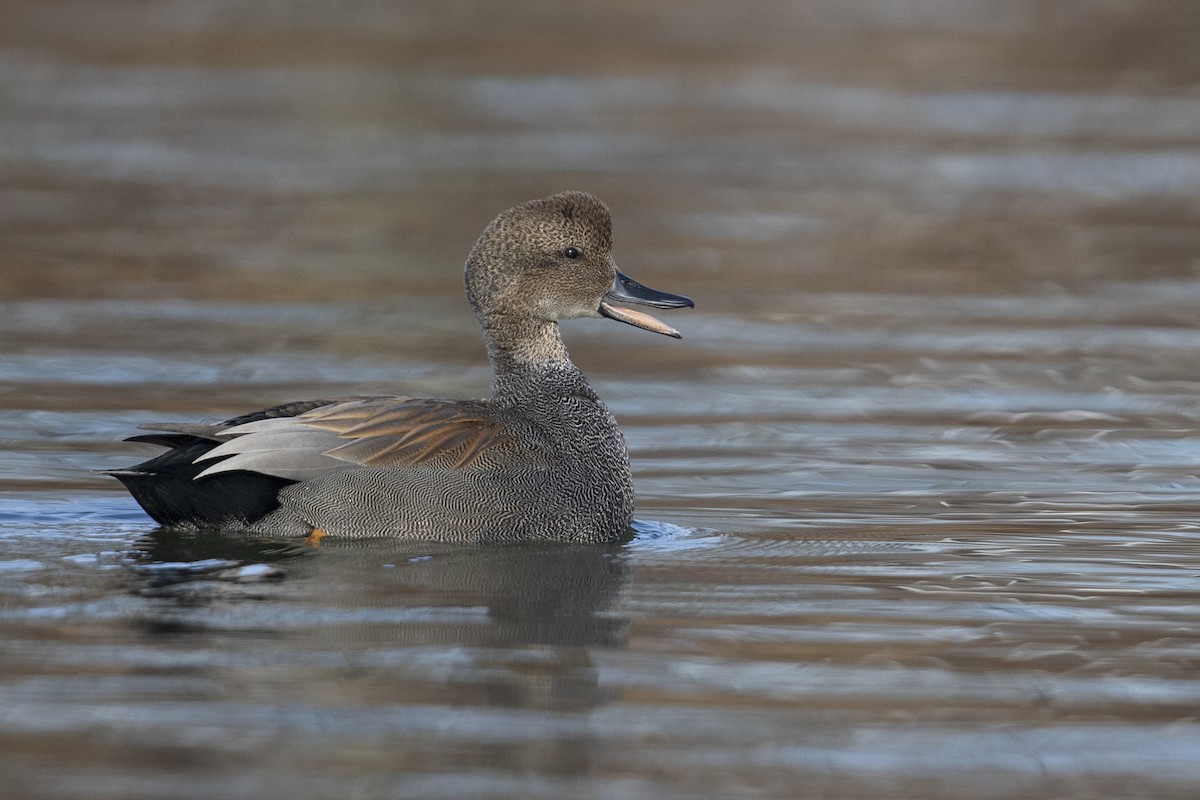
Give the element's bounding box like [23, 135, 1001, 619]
[3, 2, 1200, 798]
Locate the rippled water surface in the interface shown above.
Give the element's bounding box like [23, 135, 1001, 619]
[3, 2, 1200, 798]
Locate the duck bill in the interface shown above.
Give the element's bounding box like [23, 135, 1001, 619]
[598, 270, 694, 339]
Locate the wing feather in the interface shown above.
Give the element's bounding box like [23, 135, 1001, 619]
[178, 396, 518, 481]
[453, 427, 502, 468]
[137, 422, 229, 441]
[315, 398, 506, 468]
[195, 449, 350, 480]
[195, 430, 340, 462]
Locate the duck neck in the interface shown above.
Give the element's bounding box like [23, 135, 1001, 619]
[480, 313, 587, 403]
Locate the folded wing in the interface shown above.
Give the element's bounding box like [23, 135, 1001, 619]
[139, 396, 516, 481]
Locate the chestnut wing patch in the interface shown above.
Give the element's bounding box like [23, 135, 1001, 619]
[303, 398, 507, 469]
[179, 396, 515, 481]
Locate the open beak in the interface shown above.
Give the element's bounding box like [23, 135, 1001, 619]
[598, 270, 694, 338]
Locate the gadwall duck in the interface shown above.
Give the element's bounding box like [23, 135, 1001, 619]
[106, 191, 693, 543]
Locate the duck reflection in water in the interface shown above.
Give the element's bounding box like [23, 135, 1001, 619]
[128, 529, 631, 719]
[130, 528, 631, 649]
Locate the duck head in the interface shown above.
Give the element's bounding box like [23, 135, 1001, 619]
[465, 191, 693, 338]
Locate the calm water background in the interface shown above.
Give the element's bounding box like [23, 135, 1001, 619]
[3, 1, 1200, 798]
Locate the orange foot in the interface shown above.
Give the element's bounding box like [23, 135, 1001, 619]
[304, 528, 327, 546]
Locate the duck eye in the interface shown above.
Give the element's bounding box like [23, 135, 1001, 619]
[563, 246, 583, 260]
